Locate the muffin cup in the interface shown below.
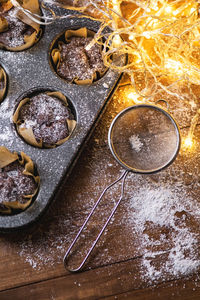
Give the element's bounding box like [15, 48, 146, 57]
[0, 0, 42, 51]
[0, 146, 40, 214]
[0, 64, 7, 102]
[51, 27, 107, 84]
[13, 91, 77, 148]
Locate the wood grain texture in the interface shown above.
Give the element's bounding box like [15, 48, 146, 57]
[0, 257, 199, 300]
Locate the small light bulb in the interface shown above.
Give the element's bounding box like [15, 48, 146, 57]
[173, 9, 179, 16]
[113, 34, 121, 46]
[165, 6, 172, 14]
[143, 31, 151, 39]
[112, 0, 118, 5]
[152, 5, 159, 12]
[190, 7, 196, 14]
[85, 44, 91, 51]
[112, 0, 120, 13]
[127, 91, 142, 104]
[165, 59, 183, 76]
[183, 137, 194, 148]
[127, 92, 136, 99]
[129, 34, 134, 40]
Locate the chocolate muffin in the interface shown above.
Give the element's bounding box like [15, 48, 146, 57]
[0, 1, 41, 50]
[0, 161, 37, 213]
[56, 36, 106, 82]
[0, 7, 34, 48]
[14, 92, 76, 148]
[0, 147, 39, 214]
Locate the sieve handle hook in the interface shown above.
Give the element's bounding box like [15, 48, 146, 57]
[155, 99, 169, 110]
[63, 169, 129, 272]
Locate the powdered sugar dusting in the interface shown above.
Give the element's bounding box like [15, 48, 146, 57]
[0, 127, 13, 141]
[0, 98, 13, 120]
[0, 9, 24, 48]
[0, 7, 35, 48]
[125, 177, 200, 283]
[18, 215, 76, 270]
[0, 97, 14, 147]
[14, 141, 200, 287]
[129, 134, 143, 152]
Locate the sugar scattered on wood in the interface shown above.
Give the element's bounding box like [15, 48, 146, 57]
[125, 185, 200, 282]
[1, 83, 197, 286]
[14, 146, 200, 287]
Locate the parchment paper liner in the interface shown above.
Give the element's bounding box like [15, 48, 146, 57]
[0, 0, 42, 51]
[0, 65, 7, 102]
[13, 91, 77, 148]
[51, 27, 107, 85]
[0, 146, 40, 214]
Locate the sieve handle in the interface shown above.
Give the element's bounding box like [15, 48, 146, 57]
[63, 169, 129, 272]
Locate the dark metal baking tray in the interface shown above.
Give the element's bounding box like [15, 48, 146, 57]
[0, 7, 126, 231]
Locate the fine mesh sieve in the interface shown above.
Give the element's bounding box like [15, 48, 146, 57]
[64, 103, 180, 272]
[109, 104, 180, 173]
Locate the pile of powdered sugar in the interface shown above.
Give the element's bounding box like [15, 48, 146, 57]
[129, 134, 143, 152]
[124, 173, 200, 283]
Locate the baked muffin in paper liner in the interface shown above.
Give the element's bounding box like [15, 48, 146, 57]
[13, 91, 77, 148]
[0, 64, 7, 102]
[0, 0, 42, 51]
[51, 27, 107, 84]
[0, 146, 40, 214]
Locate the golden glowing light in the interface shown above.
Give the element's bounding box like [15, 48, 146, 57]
[165, 6, 172, 14]
[113, 34, 122, 47]
[182, 110, 200, 151]
[182, 136, 194, 150]
[142, 31, 151, 39]
[66, 0, 200, 87]
[172, 9, 179, 16]
[126, 90, 143, 104]
[129, 34, 134, 40]
[165, 59, 184, 76]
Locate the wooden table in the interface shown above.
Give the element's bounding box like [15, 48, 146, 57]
[0, 81, 200, 300]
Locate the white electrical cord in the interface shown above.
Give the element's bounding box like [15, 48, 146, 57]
[10, 0, 59, 25]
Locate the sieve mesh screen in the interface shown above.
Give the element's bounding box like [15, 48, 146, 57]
[109, 105, 180, 173]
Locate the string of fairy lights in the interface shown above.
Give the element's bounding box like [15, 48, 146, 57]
[101, 0, 200, 150]
[11, 0, 200, 149]
[79, 0, 200, 150]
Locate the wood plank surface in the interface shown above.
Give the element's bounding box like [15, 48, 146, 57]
[0, 80, 200, 299]
[0, 259, 199, 300]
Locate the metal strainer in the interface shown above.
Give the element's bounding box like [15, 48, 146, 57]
[64, 102, 180, 272]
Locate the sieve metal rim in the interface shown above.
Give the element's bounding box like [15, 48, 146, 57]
[108, 103, 181, 174]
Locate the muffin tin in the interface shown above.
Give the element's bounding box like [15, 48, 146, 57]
[0, 7, 126, 231]
[0, 63, 7, 101]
